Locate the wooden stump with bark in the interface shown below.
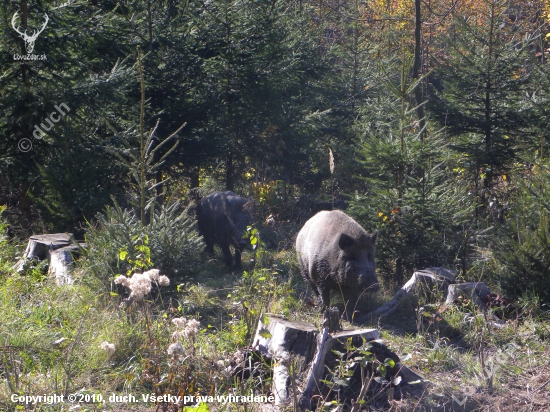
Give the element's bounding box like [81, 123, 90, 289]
[360, 267, 457, 321]
[252, 313, 423, 410]
[249, 267, 509, 410]
[14, 233, 85, 285]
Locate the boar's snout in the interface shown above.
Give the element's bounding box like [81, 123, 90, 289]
[357, 270, 379, 293]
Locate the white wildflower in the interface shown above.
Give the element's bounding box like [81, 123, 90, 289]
[171, 317, 187, 328]
[171, 318, 200, 340]
[115, 269, 168, 302]
[114, 275, 130, 287]
[172, 330, 186, 340]
[143, 268, 160, 282]
[100, 341, 115, 355]
[158, 275, 170, 286]
[128, 272, 152, 301]
[185, 319, 200, 337]
[167, 342, 185, 360]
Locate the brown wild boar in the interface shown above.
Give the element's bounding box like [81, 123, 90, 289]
[296, 210, 379, 320]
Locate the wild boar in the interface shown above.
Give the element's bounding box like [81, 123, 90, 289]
[296, 210, 379, 320]
[196, 191, 253, 269]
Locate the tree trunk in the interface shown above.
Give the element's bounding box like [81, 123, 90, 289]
[190, 167, 200, 188]
[362, 267, 456, 321]
[413, 0, 426, 140]
[19, 181, 32, 231]
[20, 1, 28, 83]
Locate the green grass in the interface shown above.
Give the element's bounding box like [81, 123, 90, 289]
[2, 238, 550, 411]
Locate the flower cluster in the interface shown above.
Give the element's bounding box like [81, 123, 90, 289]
[114, 269, 170, 301]
[167, 342, 185, 361]
[100, 341, 116, 355]
[171, 317, 200, 340]
[217, 350, 245, 375]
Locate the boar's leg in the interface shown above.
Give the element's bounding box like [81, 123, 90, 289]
[229, 235, 245, 270]
[203, 239, 215, 254]
[220, 242, 234, 267]
[319, 288, 331, 311]
[233, 246, 243, 269]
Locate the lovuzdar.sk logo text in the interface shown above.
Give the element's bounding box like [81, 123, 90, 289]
[11, 11, 49, 60]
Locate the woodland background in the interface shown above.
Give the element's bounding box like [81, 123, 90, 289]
[2, 0, 550, 300]
[2, 1, 550, 411]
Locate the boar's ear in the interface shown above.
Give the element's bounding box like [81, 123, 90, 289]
[371, 230, 378, 243]
[338, 233, 355, 250]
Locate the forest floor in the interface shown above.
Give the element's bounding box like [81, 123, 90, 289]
[1, 247, 550, 412]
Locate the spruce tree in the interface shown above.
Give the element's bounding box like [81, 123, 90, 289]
[428, 0, 538, 211]
[351, 54, 466, 286]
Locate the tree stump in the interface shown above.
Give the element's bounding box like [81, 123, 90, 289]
[14, 234, 85, 285]
[251, 313, 424, 410]
[299, 328, 380, 411]
[363, 267, 456, 321]
[445, 282, 490, 306]
[253, 315, 319, 405]
[49, 244, 82, 285]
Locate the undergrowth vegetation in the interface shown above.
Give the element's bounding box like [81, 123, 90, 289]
[1, 217, 550, 411]
[83, 200, 204, 285]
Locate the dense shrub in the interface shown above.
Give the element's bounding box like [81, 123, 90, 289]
[83, 201, 204, 285]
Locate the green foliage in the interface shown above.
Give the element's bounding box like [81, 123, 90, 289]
[83, 200, 203, 283]
[351, 55, 467, 285]
[233, 268, 296, 342]
[118, 235, 153, 275]
[494, 160, 550, 302]
[428, 0, 537, 198]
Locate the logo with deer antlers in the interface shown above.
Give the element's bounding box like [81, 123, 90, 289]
[11, 12, 49, 54]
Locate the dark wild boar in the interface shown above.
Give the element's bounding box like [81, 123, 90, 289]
[196, 191, 253, 269]
[296, 210, 379, 320]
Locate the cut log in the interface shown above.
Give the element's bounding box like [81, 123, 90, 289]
[421, 267, 457, 283]
[14, 234, 85, 285]
[445, 282, 506, 327]
[363, 267, 456, 321]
